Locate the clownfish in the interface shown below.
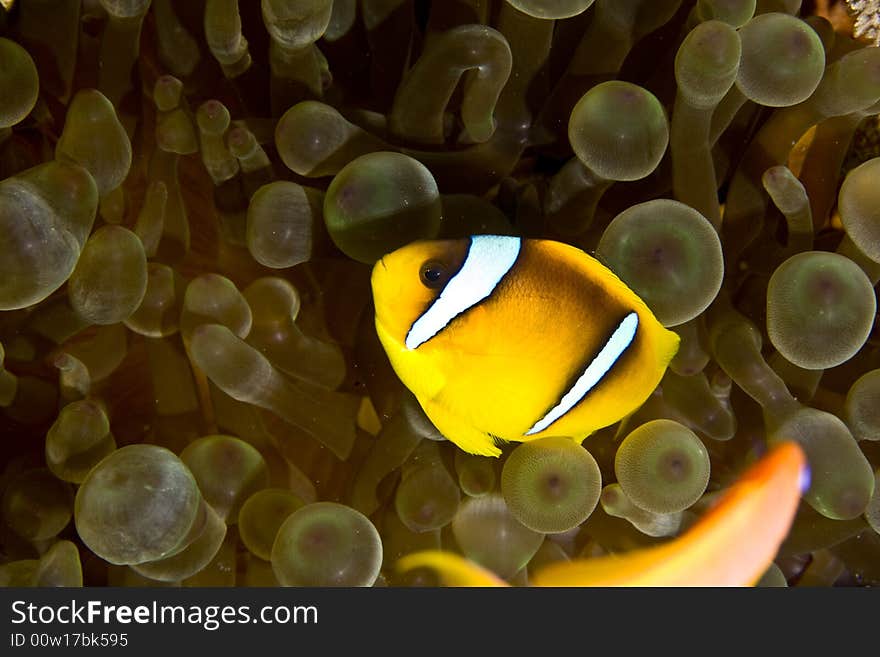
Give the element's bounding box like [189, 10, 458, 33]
[371, 235, 680, 456]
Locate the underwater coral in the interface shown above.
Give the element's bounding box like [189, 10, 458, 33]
[0, 0, 879, 588]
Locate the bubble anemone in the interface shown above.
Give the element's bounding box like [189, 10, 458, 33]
[275, 101, 387, 178]
[55, 89, 132, 197]
[130, 503, 227, 582]
[74, 445, 203, 565]
[761, 165, 813, 255]
[695, 0, 756, 27]
[180, 435, 270, 523]
[735, 12, 825, 107]
[0, 560, 40, 587]
[34, 540, 83, 587]
[180, 274, 252, 341]
[770, 408, 874, 520]
[451, 494, 544, 579]
[675, 20, 741, 110]
[597, 200, 724, 327]
[324, 152, 442, 264]
[380, 510, 441, 586]
[670, 20, 741, 225]
[261, 0, 333, 50]
[189, 323, 359, 460]
[455, 452, 497, 498]
[239, 489, 305, 561]
[243, 276, 347, 389]
[196, 99, 238, 184]
[389, 24, 511, 145]
[600, 483, 683, 537]
[0, 342, 16, 406]
[615, 419, 711, 514]
[68, 225, 148, 325]
[500, 437, 601, 533]
[766, 252, 876, 370]
[271, 502, 382, 586]
[0, 37, 39, 129]
[838, 158, 880, 264]
[0, 161, 98, 311]
[866, 470, 880, 535]
[2, 469, 73, 542]
[503, 0, 595, 20]
[1, 0, 879, 590]
[568, 81, 669, 182]
[247, 181, 322, 269]
[845, 370, 880, 442]
[756, 563, 788, 587]
[123, 263, 186, 337]
[45, 399, 116, 483]
[394, 454, 461, 533]
[100, 0, 152, 19]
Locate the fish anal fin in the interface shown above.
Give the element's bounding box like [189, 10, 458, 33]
[488, 433, 509, 449]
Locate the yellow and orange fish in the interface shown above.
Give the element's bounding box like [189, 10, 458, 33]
[398, 442, 808, 586]
[371, 235, 679, 456]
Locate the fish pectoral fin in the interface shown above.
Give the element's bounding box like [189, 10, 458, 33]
[422, 400, 502, 457]
[409, 357, 447, 401]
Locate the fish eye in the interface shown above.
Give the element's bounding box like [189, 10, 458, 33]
[419, 260, 448, 289]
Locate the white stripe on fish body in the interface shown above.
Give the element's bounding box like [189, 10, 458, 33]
[525, 311, 640, 435]
[405, 235, 522, 350]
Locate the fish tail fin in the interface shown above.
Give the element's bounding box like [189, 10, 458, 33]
[635, 307, 680, 370]
[646, 323, 680, 372]
[661, 326, 681, 365]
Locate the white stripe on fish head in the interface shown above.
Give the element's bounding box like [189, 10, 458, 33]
[405, 235, 522, 350]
